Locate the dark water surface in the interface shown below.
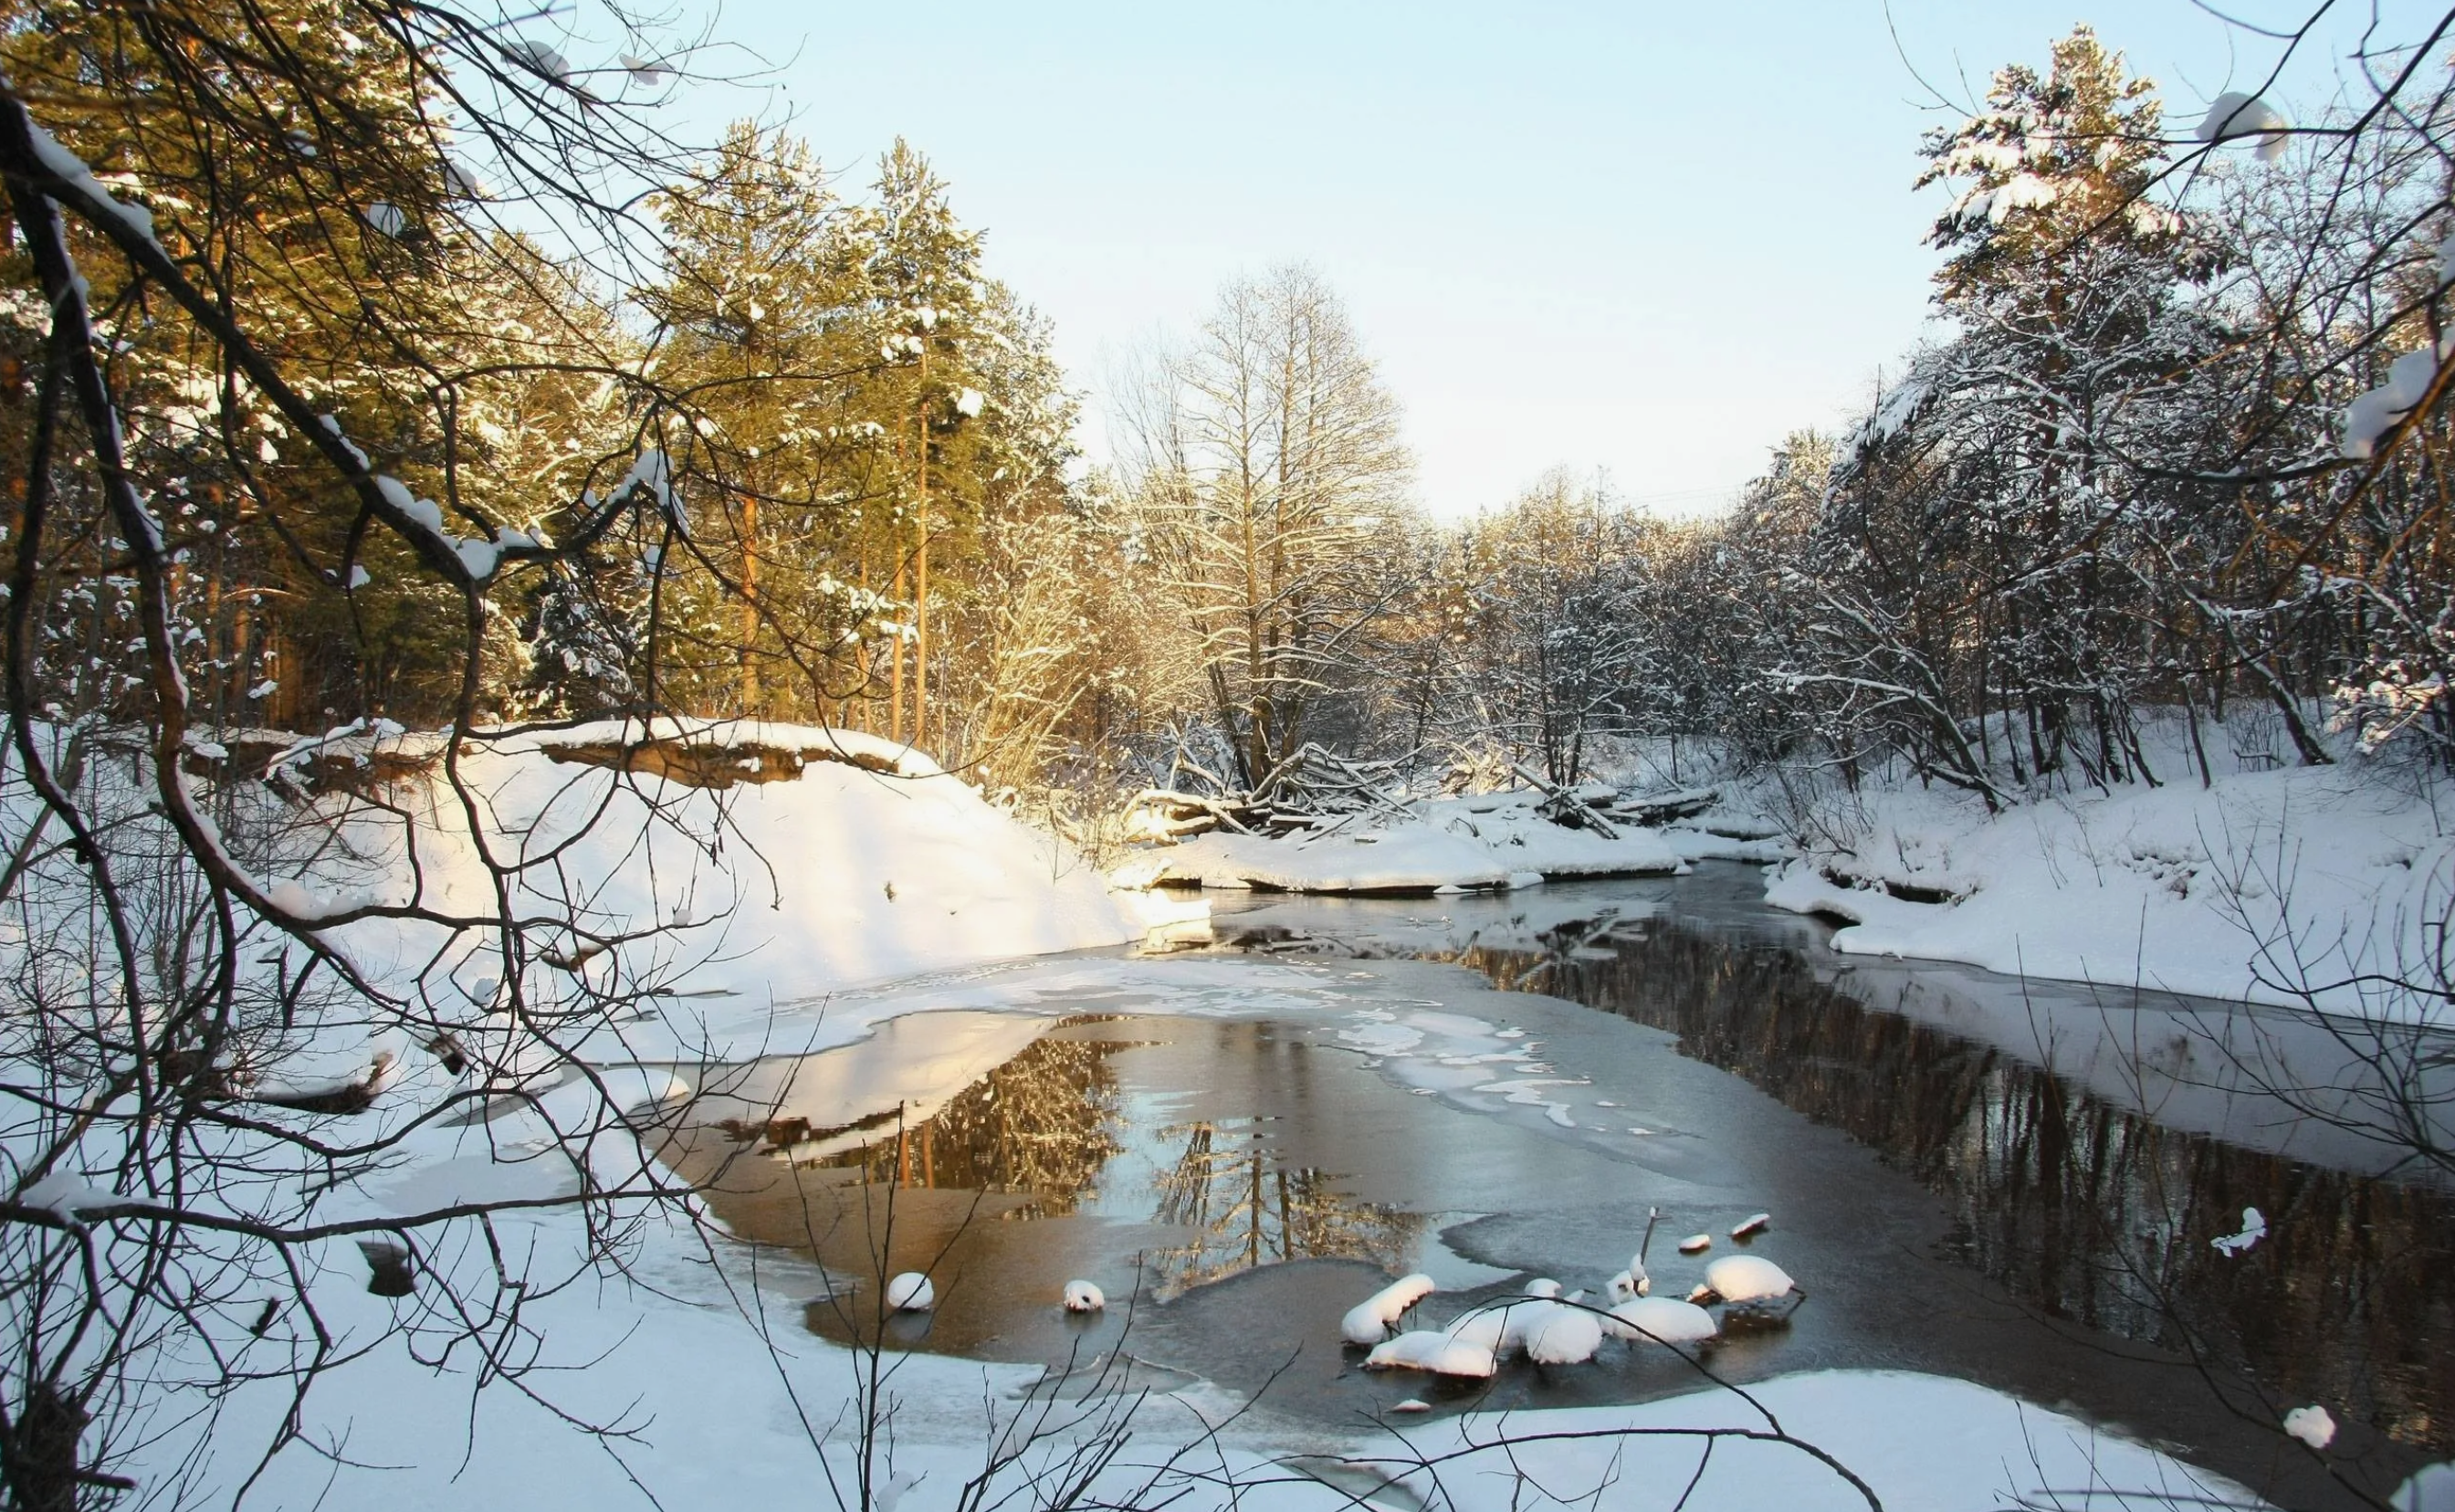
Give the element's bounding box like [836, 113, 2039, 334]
[664, 865, 2455, 1510]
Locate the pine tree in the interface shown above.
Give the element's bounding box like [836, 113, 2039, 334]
[861, 138, 985, 744]
[1815, 26, 2226, 792]
[642, 121, 876, 716]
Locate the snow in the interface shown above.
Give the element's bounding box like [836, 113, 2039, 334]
[2345, 383, 2414, 459]
[1341, 1272, 1437, 1344]
[612, 447, 680, 531]
[1111, 885, 1212, 942]
[1661, 822, 1790, 864]
[26, 115, 161, 247]
[2341, 338, 2453, 459]
[1701, 1255, 1794, 1304]
[2282, 1403, 2336, 1450]
[1437, 1302, 1511, 1356]
[14, 719, 2337, 1510]
[1762, 753, 2455, 1023]
[1522, 1303, 1604, 1364]
[16, 1173, 121, 1219]
[70, 907, 2271, 1511]
[1424, 793, 1687, 877]
[1114, 790, 1684, 897]
[1363, 1328, 1497, 1377]
[1605, 1297, 1719, 1345]
[887, 1272, 936, 1311]
[297, 720, 1140, 1021]
[1063, 1279, 1105, 1313]
[2398, 1463, 2455, 1510]
[2196, 91, 2290, 161]
[1852, 377, 1929, 452]
[2387, 348, 2440, 409]
[1319, 1371, 2254, 1512]
[2212, 1207, 2267, 1256]
[1120, 824, 1514, 894]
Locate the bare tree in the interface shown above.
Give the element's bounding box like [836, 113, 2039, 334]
[1114, 266, 1415, 792]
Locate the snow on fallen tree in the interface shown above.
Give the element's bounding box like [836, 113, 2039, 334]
[1115, 822, 1517, 895]
[1114, 782, 1690, 896]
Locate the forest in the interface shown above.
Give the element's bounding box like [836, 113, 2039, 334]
[21, 15, 2455, 837]
[5, 1, 2455, 1508]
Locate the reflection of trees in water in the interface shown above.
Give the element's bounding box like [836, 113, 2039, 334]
[799, 1023, 1128, 1216]
[1146, 1118, 1422, 1298]
[1466, 926, 2455, 1452]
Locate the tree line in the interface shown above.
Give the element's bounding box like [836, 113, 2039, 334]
[1092, 25, 2455, 815]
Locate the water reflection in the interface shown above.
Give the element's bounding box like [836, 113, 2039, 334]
[1147, 1117, 1422, 1297]
[779, 1023, 1126, 1215]
[660, 1013, 1423, 1349]
[1454, 919, 2455, 1449]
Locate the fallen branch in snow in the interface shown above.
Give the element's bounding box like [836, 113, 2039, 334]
[1510, 762, 1621, 838]
[540, 729, 908, 790]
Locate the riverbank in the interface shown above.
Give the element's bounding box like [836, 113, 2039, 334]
[1761, 750, 2455, 1023]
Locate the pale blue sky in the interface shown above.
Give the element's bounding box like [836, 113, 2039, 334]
[651, 2, 2426, 518]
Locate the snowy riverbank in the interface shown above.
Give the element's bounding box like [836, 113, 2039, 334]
[1762, 754, 2455, 1023]
[38, 724, 2442, 1507]
[295, 720, 1153, 1014]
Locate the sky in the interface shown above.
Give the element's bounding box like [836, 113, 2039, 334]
[644, 1, 2430, 520]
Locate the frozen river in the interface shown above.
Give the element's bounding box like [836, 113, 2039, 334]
[654, 864, 2455, 1512]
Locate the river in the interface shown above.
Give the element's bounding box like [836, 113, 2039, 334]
[653, 863, 2455, 1512]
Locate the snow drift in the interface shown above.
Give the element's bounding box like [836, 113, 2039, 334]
[287, 720, 1139, 1013]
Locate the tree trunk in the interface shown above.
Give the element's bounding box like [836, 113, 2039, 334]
[739, 492, 759, 714]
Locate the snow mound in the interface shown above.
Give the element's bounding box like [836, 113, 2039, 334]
[300, 721, 1137, 1013]
[1365, 1328, 1498, 1377]
[1524, 1304, 1604, 1364]
[1702, 1255, 1794, 1303]
[1342, 1273, 1438, 1344]
[1606, 1297, 1719, 1345]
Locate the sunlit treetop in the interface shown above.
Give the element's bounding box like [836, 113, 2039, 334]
[1914, 25, 2207, 309]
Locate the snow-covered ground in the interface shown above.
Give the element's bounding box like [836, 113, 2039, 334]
[300, 720, 1150, 1012]
[1762, 753, 2455, 1023]
[26, 722, 2444, 1507]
